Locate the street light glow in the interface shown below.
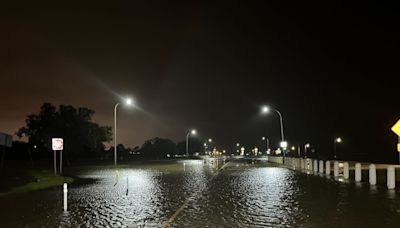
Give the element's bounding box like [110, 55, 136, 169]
[336, 137, 342, 143]
[208, 138, 212, 142]
[280, 141, 288, 148]
[305, 143, 310, 148]
[262, 136, 266, 140]
[125, 98, 133, 105]
[291, 146, 296, 150]
[236, 143, 240, 147]
[261, 105, 270, 114]
[191, 129, 196, 135]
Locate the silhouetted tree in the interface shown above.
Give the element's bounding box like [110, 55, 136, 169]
[17, 103, 112, 162]
[140, 137, 178, 159]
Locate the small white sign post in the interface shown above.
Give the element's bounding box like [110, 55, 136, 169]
[52, 138, 63, 175]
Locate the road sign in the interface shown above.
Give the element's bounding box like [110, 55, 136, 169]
[0, 133, 12, 148]
[52, 138, 63, 150]
[392, 119, 400, 136]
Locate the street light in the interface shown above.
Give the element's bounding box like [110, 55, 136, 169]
[334, 137, 342, 159]
[208, 138, 212, 143]
[114, 97, 133, 166]
[304, 143, 310, 158]
[186, 129, 197, 157]
[261, 105, 285, 143]
[261, 136, 270, 152]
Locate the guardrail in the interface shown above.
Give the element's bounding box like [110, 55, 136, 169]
[266, 156, 397, 190]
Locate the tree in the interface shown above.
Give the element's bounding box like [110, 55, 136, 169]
[140, 137, 178, 159]
[17, 103, 112, 162]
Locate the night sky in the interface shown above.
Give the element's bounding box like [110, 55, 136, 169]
[1, 2, 399, 162]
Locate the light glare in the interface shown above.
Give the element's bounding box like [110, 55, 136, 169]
[261, 105, 270, 114]
[126, 98, 132, 105]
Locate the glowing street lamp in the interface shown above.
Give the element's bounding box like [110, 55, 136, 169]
[261, 105, 286, 161]
[303, 143, 311, 158]
[208, 138, 212, 143]
[262, 136, 270, 152]
[186, 129, 197, 157]
[334, 137, 343, 159]
[114, 97, 133, 166]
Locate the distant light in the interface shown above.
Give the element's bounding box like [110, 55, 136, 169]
[262, 136, 266, 140]
[261, 105, 270, 114]
[305, 143, 310, 148]
[335, 137, 342, 143]
[191, 129, 197, 135]
[34, 145, 37, 149]
[203, 143, 207, 146]
[126, 98, 133, 105]
[236, 143, 240, 147]
[291, 146, 296, 151]
[280, 141, 288, 148]
[208, 138, 212, 142]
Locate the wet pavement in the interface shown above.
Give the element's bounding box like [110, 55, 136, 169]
[1, 159, 400, 227]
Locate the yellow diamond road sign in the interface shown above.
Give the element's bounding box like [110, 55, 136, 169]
[392, 119, 400, 137]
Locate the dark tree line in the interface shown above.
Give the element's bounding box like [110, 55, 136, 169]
[15, 102, 204, 162]
[17, 103, 112, 163]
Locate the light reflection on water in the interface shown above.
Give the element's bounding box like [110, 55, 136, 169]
[1, 160, 400, 227]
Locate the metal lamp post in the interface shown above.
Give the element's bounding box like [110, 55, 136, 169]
[114, 98, 132, 166]
[261, 105, 286, 161]
[334, 137, 342, 159]
[186, 129, 196, 157]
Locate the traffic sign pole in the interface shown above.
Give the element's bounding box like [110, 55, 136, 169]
[398, 137, 400, 164]
[60, 150, 63, 175]
[54, 150, 57, 176]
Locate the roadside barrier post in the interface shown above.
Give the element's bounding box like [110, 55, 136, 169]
[343, 162, 349, 179]
[387, 166, 396, 190]
[369, 164, 376, 185]
[355, 163, 362, 182]
[334, 161, 339, 177]
[326, 161, 331, 175]
[319, 160, 324, 174]
[313, 160, 318, 172]
[63, 183, 68, 212]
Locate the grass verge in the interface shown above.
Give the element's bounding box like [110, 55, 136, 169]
[0, 170, 73, 196]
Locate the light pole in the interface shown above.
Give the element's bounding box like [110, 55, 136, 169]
[114, 98, 133, 166]
[334, 137, 342, 159]
[261, 136, 270, 153]
[186, 129, 196, 157]
[304, 143, 310, 158]
[204, 138, 212, 155]
[261, 105, 286, 160]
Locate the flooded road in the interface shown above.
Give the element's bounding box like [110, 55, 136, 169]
[1, 159, 400, 227]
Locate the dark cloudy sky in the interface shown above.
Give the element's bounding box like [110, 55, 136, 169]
[1, 1, 399, 162]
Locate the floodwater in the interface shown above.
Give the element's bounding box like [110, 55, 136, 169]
[1, 158, 400, 227]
